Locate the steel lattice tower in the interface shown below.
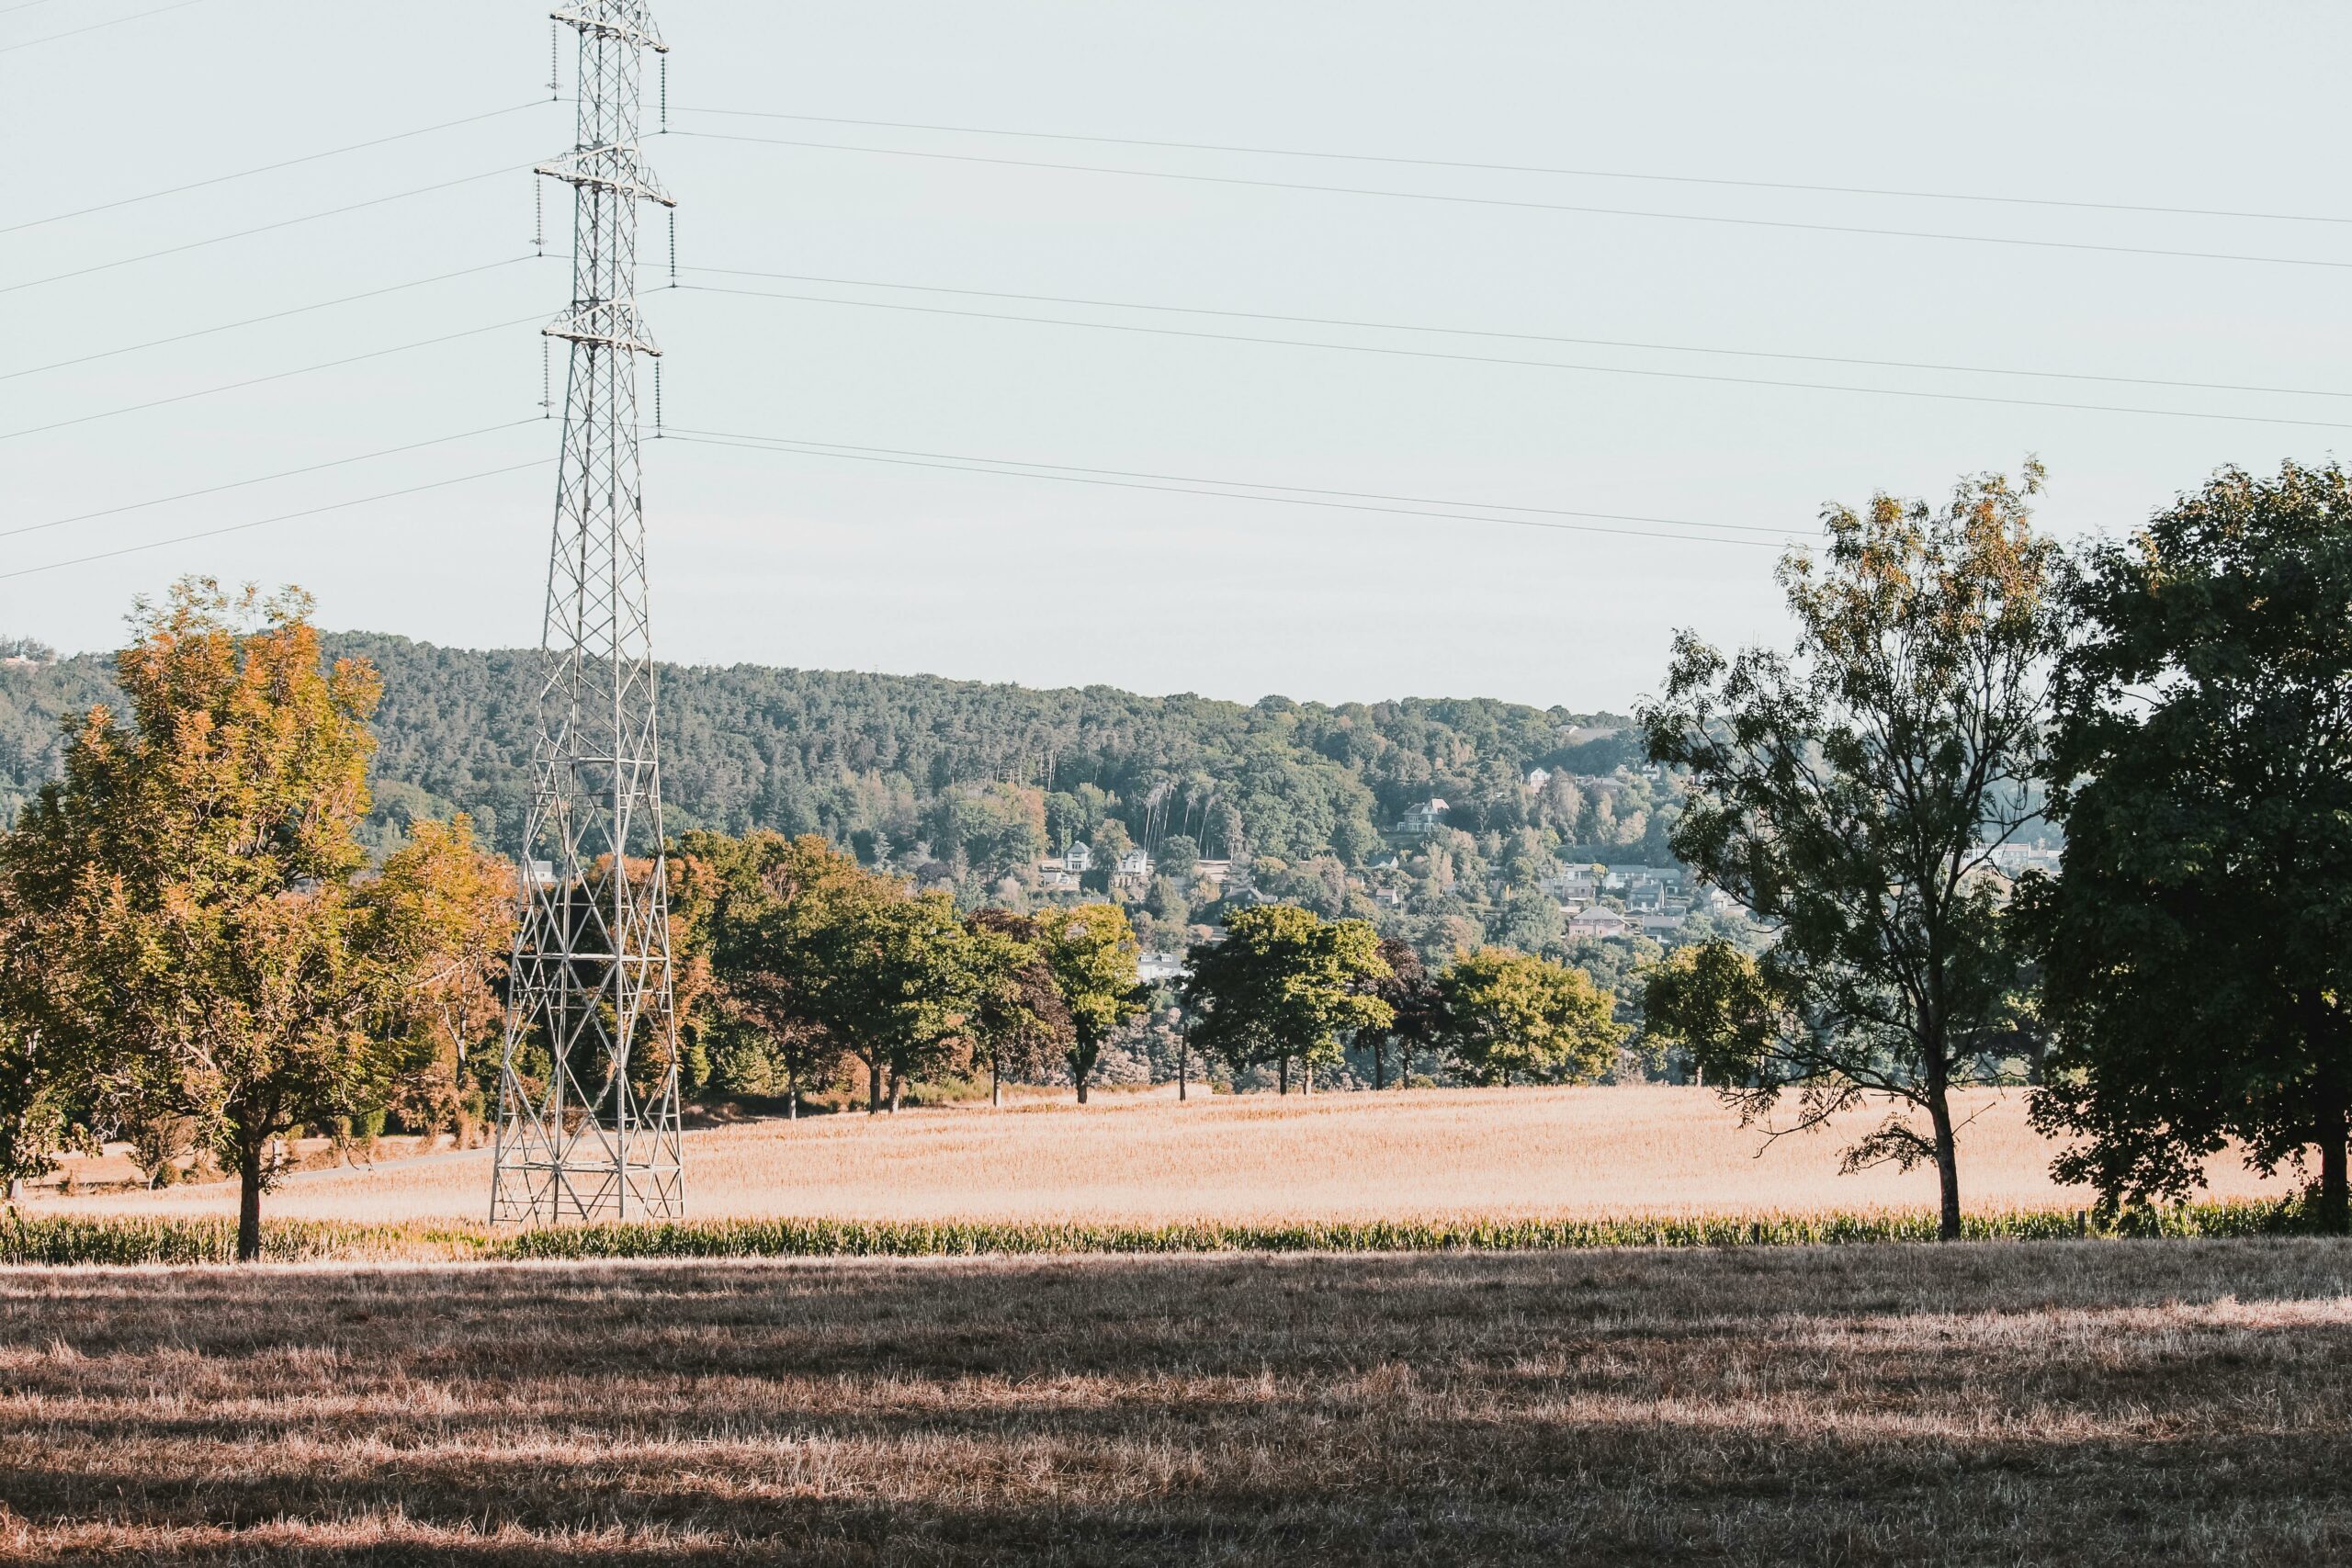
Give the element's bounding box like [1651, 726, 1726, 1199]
[492, 1, 684, 1224]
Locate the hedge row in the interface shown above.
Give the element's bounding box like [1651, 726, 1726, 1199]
[0, 1199, 2330, 1267]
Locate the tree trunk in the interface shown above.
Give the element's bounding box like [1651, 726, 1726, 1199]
[991, 1054, 1001, 1108]
[5, 1176, 22, 1207]
[888, 1066, 903, 1114]
[786, 1079, 799, 1121]
[236, 1134, 266, 1263]
[1373, 1037, 1386, 1092]
[1304, 1060, 1315, 1095]
[1076, 1070, 1091, 1105]
[1278, 1056, 1289, 1096]
[1179, 1039, 1188, 1101]
[2318, 1077, 2350, 1235]
[867, 1059, 882, 1115]
[1928, 1088, 1962, 1243]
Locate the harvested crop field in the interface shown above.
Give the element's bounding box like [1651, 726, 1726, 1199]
[3, 1240, 2349, 1565]
[30, 1087, 2291, 1227]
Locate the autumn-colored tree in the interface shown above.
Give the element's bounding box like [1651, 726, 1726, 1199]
[965, 908, 1072, 1106]
[362, 818, 515, 1142]
[1434, 948, 1625, 1086]
[1036, 902, 1148, 1103]
[2, 581, 510, 1259]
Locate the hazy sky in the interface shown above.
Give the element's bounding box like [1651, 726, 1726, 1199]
[7, 2, 2349, 709]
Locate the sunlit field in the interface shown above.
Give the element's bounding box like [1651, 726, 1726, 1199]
[33, 1087, 2291, 1226]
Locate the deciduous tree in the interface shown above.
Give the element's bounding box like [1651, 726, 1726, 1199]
[1182, 904, 1392, 1093]
[1639, 468, 2063, 1239]
[1434, 948, 1624, 1086]
[966, 908, 1072, 1106]
[1036, 903, 1148, 1104]
[2029, 463, 2352, 1229]
[3, 581, 508, 1259]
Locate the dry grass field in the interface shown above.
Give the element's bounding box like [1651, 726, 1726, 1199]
[1, 1240, 2346, 1565]
[32, 1087, 2292, 1227]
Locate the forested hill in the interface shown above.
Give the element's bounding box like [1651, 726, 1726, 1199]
[0, 634, 1643, 869]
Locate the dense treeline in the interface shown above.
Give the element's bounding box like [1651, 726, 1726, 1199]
[0, 637, 1654, 872]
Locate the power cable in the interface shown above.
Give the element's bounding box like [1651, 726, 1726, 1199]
[0, 460, 552, 581]
[0, 0, 70, 15]
[665, 426, 1799, 549]
[682, 261, 2352, 403]
[674, 129, 2352, 275]
[675, 104, 2352, 230]
[2, 420, 540, 541]
[0, 164, 523, 298]
[0, 316, 542, 444]
[0, 0, 207, 53]
[4, 255, 538, 381]
[680, 282, 2352, 435]
[4, 101, 545, 236]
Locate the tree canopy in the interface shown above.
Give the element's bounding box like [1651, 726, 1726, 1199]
[1639, 468, 2064, 1239]
[0, 581, 510, 1258]
[2029, 462, 2352, 1228]
[1182, 905, 1393, 1092]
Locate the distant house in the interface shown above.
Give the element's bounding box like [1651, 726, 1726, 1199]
[1373, 886, 1405, 908]
[1035, 863, 1083, 893]
[1137, 952, 1187, 984]
[1525, 767, 1553, 792]
[1396, 798, 1449, 838]
[1566, 907, 1634, 941]
[1110, 847, 1153, 898]
[1540, 867, 1600, 906]
[1063, 841, 1093, 874]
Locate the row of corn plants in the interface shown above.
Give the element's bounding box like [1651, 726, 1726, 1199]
[2, 1199, 2334, 1266]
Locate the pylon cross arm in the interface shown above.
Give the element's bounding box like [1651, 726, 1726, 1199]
[551, 3, 667, 52]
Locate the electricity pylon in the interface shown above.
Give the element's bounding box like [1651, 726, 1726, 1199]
[492, 1, 684, 1224]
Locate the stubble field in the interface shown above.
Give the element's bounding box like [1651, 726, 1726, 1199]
[4, 1239, 2350, 1565]
[31, 1087, 2290, 1227]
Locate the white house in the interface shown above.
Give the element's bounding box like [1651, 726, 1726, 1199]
[1116, 848, 1151, 879]
[1063, 841, 1093, 874]
[1526, 767, 1553, 792]
[1396, 798, 1449, 838]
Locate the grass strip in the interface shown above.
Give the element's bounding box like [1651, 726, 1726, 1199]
[0, 1200, 2330, 1267]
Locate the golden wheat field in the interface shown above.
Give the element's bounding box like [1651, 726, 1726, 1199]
[6, 1241, 2351, 1565]
[35, 1087, 2292, 1225]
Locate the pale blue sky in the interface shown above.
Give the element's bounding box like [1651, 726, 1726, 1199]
[6, 1, 2348, 708]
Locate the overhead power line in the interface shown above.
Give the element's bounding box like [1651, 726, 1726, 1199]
[4, 255, 539, 381]
[683, 262, 2352, 404]
[682, 282, 2352, 436]
[674, 129, 2352, 275]
[0, 315, 542, 443]
[675, 104, 2352, 230]
[0, 0, 208, 53]
[0, 164, 523, 298]
[665, 425, 1799, 549]
[4, 101, 546, 236]
[0, 459, 552, 581]
[2, 420, 541, 541]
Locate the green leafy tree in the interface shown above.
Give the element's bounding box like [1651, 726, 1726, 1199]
[1434, 948, 1625, 1085]
[1643, 941, 1784, 1091]
[1356, 936, 1442, 1089]
[1036, 903, 1148, 1103]
[2, 581, 505, 1258]
[1183, 904, 1392, 1092]
[1639, 468, 2064, 1240]
[0, 876, 93, 1205]
[966, 908, 1073, 1106]
[817, 888, 979, 1112]
[673, 831, 867, 1117]
[2029, 463, 2352, 1228]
